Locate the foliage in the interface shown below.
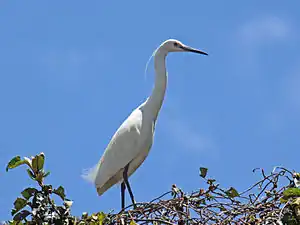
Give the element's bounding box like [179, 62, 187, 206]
[4, 153, 300, 225]
[5, 153, 74, 224]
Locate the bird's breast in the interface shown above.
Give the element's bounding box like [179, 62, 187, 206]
[139, 119, 155, 144]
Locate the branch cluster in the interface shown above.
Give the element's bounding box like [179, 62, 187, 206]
[4, 153, 300, 225]
[105, 167, 299, 225]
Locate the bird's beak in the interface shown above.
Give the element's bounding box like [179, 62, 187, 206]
[180, 45, 208, 55]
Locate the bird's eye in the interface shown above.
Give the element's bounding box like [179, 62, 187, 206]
[173, 42, 179, 47]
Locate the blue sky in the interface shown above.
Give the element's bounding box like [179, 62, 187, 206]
[0, 0, 300, 220]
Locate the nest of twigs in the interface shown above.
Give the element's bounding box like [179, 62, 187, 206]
[96, 167, 300, 225]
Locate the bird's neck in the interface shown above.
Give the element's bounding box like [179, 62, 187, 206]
[146, 49, 168, 121]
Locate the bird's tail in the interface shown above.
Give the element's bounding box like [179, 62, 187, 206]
[81, 163, 100, 184]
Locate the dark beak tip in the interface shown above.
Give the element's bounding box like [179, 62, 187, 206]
[181, 45, 208, 56]
[196, 51, 208, 56]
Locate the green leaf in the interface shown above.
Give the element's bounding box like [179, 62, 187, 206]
[26, 169, 36, 180]
[281, 188, 300, 203]
[12, 198, 27, 215]
[37, 153, 45, 171]
[291, 197, 300, 206]
[43, 171, 51, 178]
[6, 156, 31, 172]
[200, 167, 208, 178]
[32, 153, 45, 172]
[249, 215, 256, 222]
[130, 220, 138, 225]
[11, 209, 17, 216]
[53, 186, 66, 200]
[97, 212, 106, 224]
[32, 156, 38, 172]
[225, 187, 239, 198]
[280, 197, 288, 203]
[21, 188, 37, 200]
[13, 210, 31, 222]
[283, 188, 300, 198]
[42, 184, 52, 193]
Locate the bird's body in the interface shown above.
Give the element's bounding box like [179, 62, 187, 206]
[83, 39, 207, 208]
[94, 102, 155, 196]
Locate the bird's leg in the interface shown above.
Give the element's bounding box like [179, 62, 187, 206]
[121, 182, 126, 210]
[123, 164, 136, 209]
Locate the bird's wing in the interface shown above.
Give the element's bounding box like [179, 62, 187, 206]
[82, 107, 143, 191]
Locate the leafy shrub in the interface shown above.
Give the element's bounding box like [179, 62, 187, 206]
[4, 153, 300, 224]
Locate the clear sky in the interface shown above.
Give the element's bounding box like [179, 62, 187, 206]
[0, 0, 300, 220]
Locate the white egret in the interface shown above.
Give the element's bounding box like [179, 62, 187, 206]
[82, 39, 208, 209]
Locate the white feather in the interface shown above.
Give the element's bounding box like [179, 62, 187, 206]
[81, 163, 100, 184]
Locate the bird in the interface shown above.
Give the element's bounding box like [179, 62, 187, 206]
[82, 39, 208, 210]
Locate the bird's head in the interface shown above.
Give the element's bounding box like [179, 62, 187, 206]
[159, 39, 208, 55]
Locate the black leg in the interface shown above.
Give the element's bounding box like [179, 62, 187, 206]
[123, 164, 136, 208]
[121, 182, 126, 210]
